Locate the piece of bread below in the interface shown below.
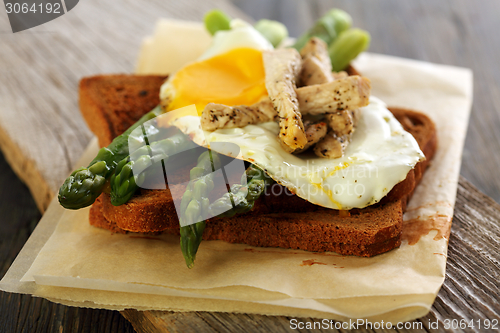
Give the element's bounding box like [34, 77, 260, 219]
[91, 195, 404, 256]
[80, 74, 167, 147]
[82, 74, 436, 257]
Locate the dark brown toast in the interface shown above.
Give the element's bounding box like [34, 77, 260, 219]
[80, 74, 167, 147]
[91, 193, 404, 256]
[83, 74, 437, 257]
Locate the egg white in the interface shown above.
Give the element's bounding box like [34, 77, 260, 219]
[170, 97, 425, 210]
[198, 19, 273, 60]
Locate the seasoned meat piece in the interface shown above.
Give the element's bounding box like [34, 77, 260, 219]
[297, 75, 371, 115]
[332, 71, 348, 80]
[314, 132, 350, 159]
[325, 111, 354, 136]
[299, 37, 334, 86]
[300, 37, 331, 60]
[314, 109, 361, 158]
[263, 48, 307, 150]
[201, 85, 365, 132]
[301, 57, 332, 86]
[200, 94, 361, 132]
[293, 120, 328, 154]
[200, 99, 276, 131]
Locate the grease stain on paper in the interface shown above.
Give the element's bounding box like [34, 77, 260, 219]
[300, 259, 344, 268]
[301, 259, 328, 266]
[402, 214, 452, 245]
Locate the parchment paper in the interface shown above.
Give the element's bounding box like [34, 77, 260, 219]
[0, 22, 473, 323]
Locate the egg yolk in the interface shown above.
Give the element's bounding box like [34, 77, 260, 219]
[166, 47, 268, 114]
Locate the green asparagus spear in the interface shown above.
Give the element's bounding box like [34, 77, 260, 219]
[110, 133, 191, 206]
[178, 161, 272, 268]
[208, 165, 273, 218]
[329, 28, 370, 72]
[204, 9, 232, 35]
[58, 106, 163, 209]
[180, 222, 206, 268]
[292, 8, 352, 51]
[254, 19, 288, 47]
[179, 150, 220, 268]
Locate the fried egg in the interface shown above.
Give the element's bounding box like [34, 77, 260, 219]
[160, 20, 272, 114]
[170, 97, 425, 210]
[159, 22, 424, 210]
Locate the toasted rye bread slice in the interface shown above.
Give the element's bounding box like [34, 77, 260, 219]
[82, 74, 436, 257]
[80, 74, 167, 147]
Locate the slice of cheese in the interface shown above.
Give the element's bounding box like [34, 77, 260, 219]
[136, 19, 212, 74]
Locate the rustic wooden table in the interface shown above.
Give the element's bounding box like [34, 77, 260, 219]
[1, 0, 499, 332]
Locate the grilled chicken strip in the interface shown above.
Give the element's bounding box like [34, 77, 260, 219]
[314, 132, 350, 159]
[299, 37, 334, 86]
[314, 109, 361, 158]
[263, 48, 308, 151]
[293, 120, 328, 154]
[332, 71, 348, 80]
[201, 99, 276, 131]
[325, 111, 354, 136]
[297, 75, 371, 115]
[201, 91, 363, 133]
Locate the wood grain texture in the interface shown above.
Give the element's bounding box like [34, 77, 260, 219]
[0, 0, 251, 212]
